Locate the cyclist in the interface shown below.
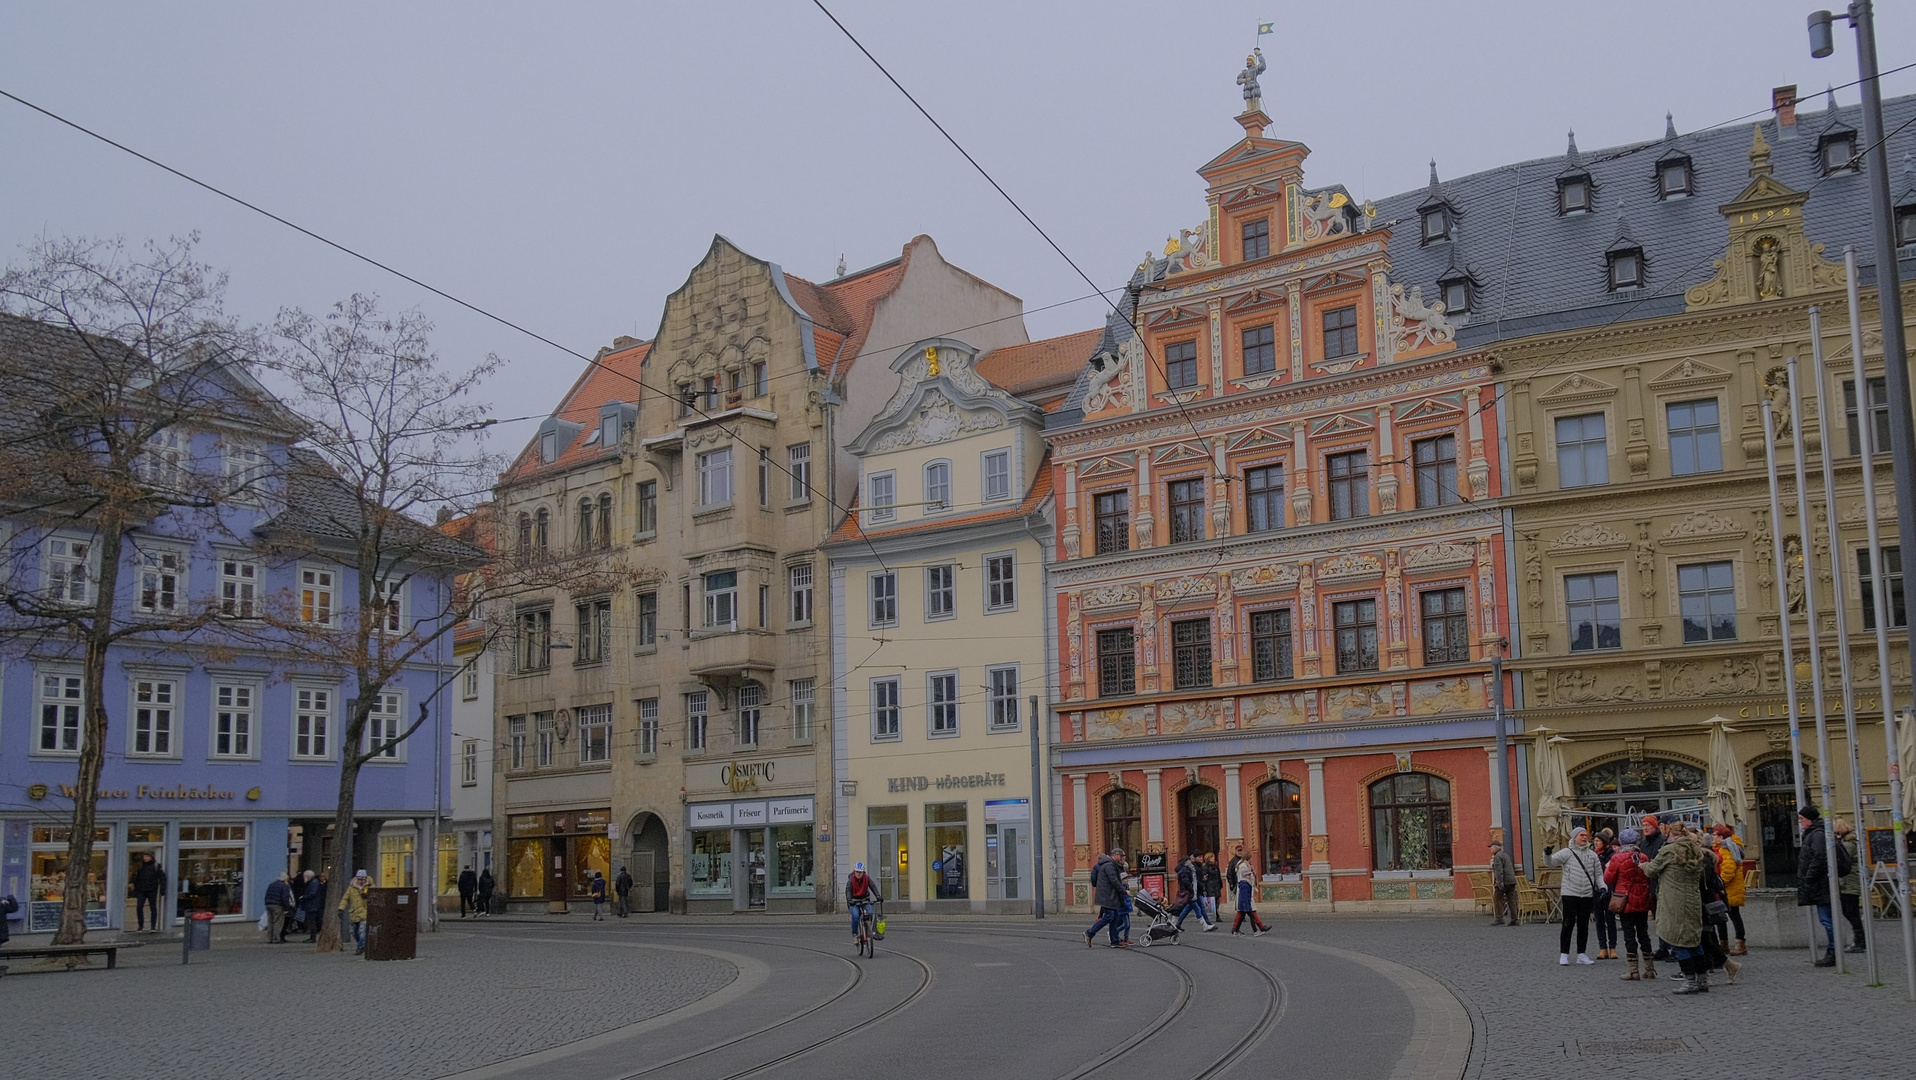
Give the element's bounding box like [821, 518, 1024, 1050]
[847, 861, 880, 942]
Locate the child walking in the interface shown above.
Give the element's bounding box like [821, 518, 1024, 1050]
[1232, 862, 1269, 936]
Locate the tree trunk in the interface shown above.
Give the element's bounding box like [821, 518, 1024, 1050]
[315, 712, 370, 953]
[54, 523, 124, 946]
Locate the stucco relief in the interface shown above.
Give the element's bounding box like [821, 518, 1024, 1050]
[1408, 675, 1484, 716]
[1050, 511, 1501, 586]
[1239, 691, 1311, 727]
[1080, 583, 1141, 610]
[1159, 699, 1224, 735]
[1549, 667, 1642, 704]
[1388, 281, 1456, 352]
[1666, 657, 1759, 698]
[1318, 551, 1383, 582]
[1082, 706, 1154, 741]
[1550, 522, 1630, 552]
[869, 390, 1003, 451]
[1403, 539, 1475, 571]
[1327, 683, 1398, 721]
[1231, 562, 1301, 591]
[1661, 510, 1744, 544]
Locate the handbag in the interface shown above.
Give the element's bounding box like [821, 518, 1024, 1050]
[1607, 890, 1627, 914]
[1704, 898, 1730, 919]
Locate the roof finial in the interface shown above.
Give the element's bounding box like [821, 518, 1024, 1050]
[1428, 159, 1442, 195]
[1612, 202, 1637, 247]
[1826, 84, 1838, 112]
[1664, 112, 1678, 140]
[1565, 130, 1581, 165]
[1749, 123, 1774, 179]
[835, 253, 847, 278]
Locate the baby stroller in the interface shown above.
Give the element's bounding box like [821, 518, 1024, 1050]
[1129, 888, 1181, 946]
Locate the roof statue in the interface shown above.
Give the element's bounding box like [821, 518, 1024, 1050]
[1237, 48, 1266, 113]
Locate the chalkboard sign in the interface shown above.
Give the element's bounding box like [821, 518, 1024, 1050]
[1135, 852, 1167, 873]
[28, 901, 108, 933]
[1865, 827, 1911, 868]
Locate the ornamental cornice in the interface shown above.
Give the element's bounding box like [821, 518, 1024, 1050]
[1140, 238, 1386, 305]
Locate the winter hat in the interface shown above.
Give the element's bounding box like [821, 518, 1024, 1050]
[1619, 828, 1641, 845]
[1640, 814, 1659, 827]
[354, 869, 369, 879]
[1712, 824, 1733, 837]
[1799, 804, 1820, 821]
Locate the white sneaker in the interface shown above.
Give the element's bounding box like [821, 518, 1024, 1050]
[1576, 954, 1595, 965]
[1559, 953, 1571, 966]
[1204, 923, 1217, 932]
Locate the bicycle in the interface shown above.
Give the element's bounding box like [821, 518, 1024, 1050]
[854, 898, 882, 958]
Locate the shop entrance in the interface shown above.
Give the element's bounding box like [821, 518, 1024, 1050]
[124, 823, 167, 930]
[1753, 758, 1801, 889]
[866, 805, 908, 903]
[627, 812, 670, 913]
[742, 830, 767, 909]
[985, 822, 1028, 900]
[1181, 785, 1220, 860]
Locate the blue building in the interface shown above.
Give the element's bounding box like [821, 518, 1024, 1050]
[0, 313, 462, 935]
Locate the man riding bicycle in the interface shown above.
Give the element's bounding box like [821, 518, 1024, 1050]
[847, 861, 880, 942]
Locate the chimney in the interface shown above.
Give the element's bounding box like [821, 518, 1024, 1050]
[435, 506, 453, 525]
[1773, 85, 1798, 139]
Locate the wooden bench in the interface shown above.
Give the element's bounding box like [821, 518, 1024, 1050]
[0, 942, 131, 976]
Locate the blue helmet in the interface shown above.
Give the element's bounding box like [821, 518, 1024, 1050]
[854, 861, 866, 872]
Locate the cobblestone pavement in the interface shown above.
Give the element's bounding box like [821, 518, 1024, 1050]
[2, 912, 1906, 1079]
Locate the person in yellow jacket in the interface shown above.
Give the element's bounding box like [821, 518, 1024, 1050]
[1710, 825, 1748, 955]
[338, 869, 370, 955]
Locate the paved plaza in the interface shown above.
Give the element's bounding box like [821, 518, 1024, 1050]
[3, 912, 1908, 1079]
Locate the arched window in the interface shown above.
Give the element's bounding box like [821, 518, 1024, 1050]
[577, 498, 594, 550]
[534, 508, 550, 557]
[924, 461, 951, 512]
[1572, 757, 1706, 830]
[597, 494, 613, 548]
[1369, 773, 1452, 872]
[1258, 780, 1303, 876]
[1180, 785, 1219, 860]
[1101, 789, 1141, 860]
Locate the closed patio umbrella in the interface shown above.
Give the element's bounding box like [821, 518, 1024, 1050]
[1706, 717, 1748, 835]
[1532, 728, 1571, 850]
[1901, 710, 1916, 824]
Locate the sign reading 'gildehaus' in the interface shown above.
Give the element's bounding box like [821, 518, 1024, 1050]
[887, 773, 1007, 793]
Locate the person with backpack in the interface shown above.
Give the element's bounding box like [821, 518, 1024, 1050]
[1225, 844, 1248, 895]
[1550, 826, 1604, 966]
[1833, 818, 1867, 954]
[1605, 828, 1657, 981]
[1796, 805, 1849, 967]
[1231, 860, 1269, 936]
[1084, 849, 1129, 948]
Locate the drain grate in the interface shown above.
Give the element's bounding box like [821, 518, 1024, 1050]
[1568, 1038, 1694, 1058]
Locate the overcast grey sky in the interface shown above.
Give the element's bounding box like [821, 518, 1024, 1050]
[5, 1, 1914, 440]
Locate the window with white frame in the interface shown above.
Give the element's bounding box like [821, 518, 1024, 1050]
[790, 678, 815, 743]
[788, 564, 813, 625]
[130, 678, 176, 757]
[461, 664, 479, 700]
[868, 472, 896, 522]
[871, 678, 901, 740]
[44, 537, 92, 604]
[788, 443, 812, 501]
[869, 572, 898, 627]
[983, 449, 1012, 501]
[928, 672, 959, 735]
[220, 558, 259, 618]
[985, 553, 1016, 611]
[461, 739, 479, 785]
[508, 715, 527, 770]
[374, 578, 405, 634]
[138, 548, 185, 614]
[737, 683, 762, 746]
[636, 590, 658, 647]
[686, 692, 709, 751]
[38, 673, 82, 754]
[697, 447, 733, 506]
[212, 682, 255, 758]
[300, 567, 336, 625]
[136, 428, 187, 489]
[637, 698, 659, 757]
[704, 570, 739, 629]
[535, 711, 554, 766]
[987, 665, 1020, 731]
[924, 461, 951, 512]
[577, 703, 611, 763]
[366, 691, 405, 760]
[294, 687, 331, 759]
[223, 440, 266, 497]
[926, 564, 956, 620]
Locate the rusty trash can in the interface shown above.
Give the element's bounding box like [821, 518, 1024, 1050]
[363, 888, 417, 961]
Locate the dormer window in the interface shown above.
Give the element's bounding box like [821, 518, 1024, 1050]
[601, 413, 619, 446]
[1820, 132, 1858, 174]
[539, 430, 558, 462]
[1421, 207, 1451, 243]
[1608, 248, 1644, 290]
[1559, 177, 1591, 215]
[1657, 157, 1693, 199]
[1440, 277, 1471, 315]
[1898, 205, 1916, 247]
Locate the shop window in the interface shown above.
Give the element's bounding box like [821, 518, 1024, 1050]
[1667, 399, 1722, 475]
[1844, 378, 1891, 457]
[1250, 609, 1293, 682]
[578, 703, 612, 763]
[1413, 434, 1459, 507]
[294, 686, 331, 760]
[927, 802, 969, 900]
[1334, 598, 1380, 673]
[1172, 618, 1213, 690]
[789, 679, 815, 743]
[1555, 413, 1609, 488]
[1420, 587, 1470, 665]
[773, 824, 815, 892]
[1181, 785, 1220, 860]
[1097, 628, 1136, 697]
[1102, 789, 1142, 859]
[1678, 561, 1737, 642]
[130, 678, 177, 757]
[365, 691, 405, 760]
[1164, 339, 1200, 389]
[1368, 774, 1452, 872]
[1572, 758, 1705, 831]
[1859, 546, 1907, 630]
[380, 833, 417, 887]
[176, 824, 249, 917]
[1258, 781, 1303, 876]
[926, 564, 956, 620]
[1094, 489, 1130, 554]
[689, 829, 733, 897]
[29, 825, 109, 931]
[1566, 572, 1622, 651]
[508, 836, 545, 898]
[1168, 478, 1206, 543]
[1245, 464, 1284, 532]
[1242, 322, 1277, 375]
[1327, 450, 1369, 520]
[1242, 217, 1270, 260]
[1322, 305, 1360, 359]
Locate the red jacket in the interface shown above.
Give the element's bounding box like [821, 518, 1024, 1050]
[1603, 849, 1653, 913]
[846, 872, 877, 901]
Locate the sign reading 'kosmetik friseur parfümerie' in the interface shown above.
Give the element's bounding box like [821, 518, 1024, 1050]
[886, 773, 1008, 793]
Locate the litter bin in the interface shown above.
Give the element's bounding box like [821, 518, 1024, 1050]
[181, 911, 214, 964]
[363, 887, 417, 961]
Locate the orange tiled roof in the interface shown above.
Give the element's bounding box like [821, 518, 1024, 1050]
[817, 253, 908, 381]
[827, 454, 1053, 547]
[975, 328, 1102, 403]
[503, 340, 651, 481]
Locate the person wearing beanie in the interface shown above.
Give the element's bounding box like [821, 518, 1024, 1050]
[1604, 827, 1657, 981]
[1550, 826, 1604, 965]
[1795, 806, 1841, 966]
[1642, 822, 1712, 994]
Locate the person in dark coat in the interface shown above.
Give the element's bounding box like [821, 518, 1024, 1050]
[263, 874, 294, 943]
[476, 868, 496, 916]
[1172, 854, 1216, 932]
[1200, 853, 1224, 925]
[1796, 806, 1841, 966]
[457, 866, 479, 919]
[1489, 841, 1520, 926]
[1833, 818, 1867, 954]
[614, 866, 634, 918]
[132, 853, 165, 933]
[1084, 849, 1130, 948]
[297, 870, 326, 942]
[0, 892, 17, 945]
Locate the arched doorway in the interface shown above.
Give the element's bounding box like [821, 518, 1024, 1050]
[1180, 785, 1220, 861]
[625, 812, 670, 913]
[1571, 757, 1706, 834]
[1101, 789, 1141, 859]
[1752, 758, 1803, 889]
[1257, 780, 1303, 876]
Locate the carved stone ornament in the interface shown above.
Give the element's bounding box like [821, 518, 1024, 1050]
[1549, 522, 1630, 552]
[1158, 574, 1217, 600]
[868, 389, 1003, 452]
[1403, 540, 1476, 571]
[1317, 551, 1384, 582]
[1231, 563, 1301, 591]
[1082, 353, 1133, 413]
[1552, 667, 1642, 704]
[1387, 281, 1455, 353]
[1301, 190, 1351, 241]
[1080, 582, 1141, 610]
[1661, 510, 1745, 544]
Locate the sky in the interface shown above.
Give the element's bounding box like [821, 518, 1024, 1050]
[4, 1, 1915, 451]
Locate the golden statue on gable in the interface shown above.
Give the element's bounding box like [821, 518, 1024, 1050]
[1685, 125, 1847, 310]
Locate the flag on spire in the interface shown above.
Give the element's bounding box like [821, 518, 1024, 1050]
[1258, 21, 1274, 34]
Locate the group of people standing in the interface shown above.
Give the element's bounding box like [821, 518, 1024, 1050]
[259, 869, 335, 945]
[1084, 844, 1270, 947]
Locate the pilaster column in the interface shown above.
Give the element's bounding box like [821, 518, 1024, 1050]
[1222, 764, 1243, 846]
[1072, 774, 1090, 869]
[1144, 769, 1164, 851]
[1061, 462, 1081, 559]
[1375, 408, 1399, 512]
[1134, 455, 1155, 549]
[1305, 757, 1332, 909]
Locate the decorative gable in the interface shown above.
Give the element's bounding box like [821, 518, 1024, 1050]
[1151, 441, 1214, 467]
[1309, 412, 1374, 440]
[846, 337, 1041, 456]
[1537, 372, 1620, 407]
[1686, 124, 1848, 309]
[1395, 396, 1466, 424]
[1226, 426, 1293, 453]
[1647, 357, 1733, 391]
[1079, 454, 1138, 480]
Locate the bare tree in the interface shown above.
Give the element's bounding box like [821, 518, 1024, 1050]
[0, 236, 262, 945]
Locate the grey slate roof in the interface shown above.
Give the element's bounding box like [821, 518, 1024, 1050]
[260, 446, 484, 567]
[1370, 93, 1916, 348]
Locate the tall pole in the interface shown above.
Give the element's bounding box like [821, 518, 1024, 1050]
[1846, 245, 1916, 998]
[1789, 355, 1849, 971]
[1764, 397, 1818, 962]
[1028, 694, 1045, 919]
[1493, 651, 1514, 852]
[1810, 307, 1876, 975]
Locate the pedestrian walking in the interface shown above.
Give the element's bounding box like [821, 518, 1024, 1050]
[1231, 862, 1269, 935]
[339, 870, 370, 955]
[131, 852, 164, 933]
[1590, 832, 1618, 958]
[615, 865, 634, 917]
[589, 871, 608, 920]
[1796, 805, 1846, 966]
[1698, 837, 1740, 984]
[1172, 853, 1216, 932]
[1201, 852, 1223, 925]
[1085, 848, 1130, 948]
[0, 892, 16, 945]
[1605, 828, 1656, 981]
[298, 870, 325, 942]
[1225, 844, 1248, 897]
[1833, 818, 1867, 954]
[1642, 822, 1710, 994]
[263, 873, 294, 943]
[1550, 826, 1603, 966]
[1488, 840, 1520, 926]
[476, 868, 495, 916]
[457, 865, 478, 919]
[1710, 825, 1750, 954]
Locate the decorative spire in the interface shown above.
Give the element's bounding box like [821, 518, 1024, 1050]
[1748, 123, 1773, 179]
[1441, 221, 1473, 279]
[1826, 84, 1838, 112]
[1565, 130, 1582, 167]
[1428, 159, 1442, 193]
[1664, 112, 1678, 140]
